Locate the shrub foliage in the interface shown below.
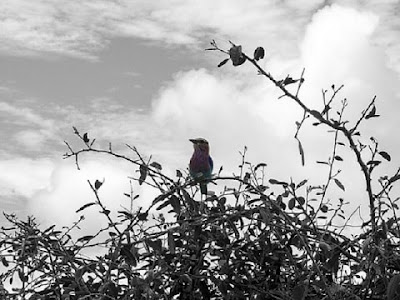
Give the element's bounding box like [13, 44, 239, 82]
[1, 41, 400, 299]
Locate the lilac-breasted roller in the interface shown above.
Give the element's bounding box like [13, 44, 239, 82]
[189, 138, 213, 195]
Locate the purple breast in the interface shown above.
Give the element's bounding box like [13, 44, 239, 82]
[190, 152, 210, 173]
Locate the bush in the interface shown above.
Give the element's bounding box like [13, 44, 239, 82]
[1, 41, 400, 299]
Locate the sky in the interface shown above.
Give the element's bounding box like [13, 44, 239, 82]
[1, 0, 400, 234]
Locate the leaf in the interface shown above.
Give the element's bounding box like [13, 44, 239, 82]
[288, 198, 295, 210]
[120, 244, 138, 267]
[334, 178, 345, 191]
[283, 76, 299, 86]
[168, 232, 175, 254]
[76, 202, 96, 213]
[83, 133, 89, 143]
[229, 45, 246, 66]
[379, 151, 391, 161]
[218, 58, 230, 67]
[18, 269, 27, 283]
[156, 199, 171, 211]
[169, 195, 181, 214]
[152, 193, 169, 207]
[334, 155, 343, 161]
[296, 179, 308, 189]
[258, 208, 269, 223]
[94, 179, 103, 190]
[43, 224, 56, 234]
[119, 210, 134, 219]
[367, 160, 381, 166]
[365, 105, 377, 119]
[1, 257, 9, 267]
[297, 196, 305, 206]
[298, 140, 305, 166]
[199, 280, 211, 299]
[310, 110, 322, 119]
[387, 274, 400, 300]
[146, 239, 162, 252]
[269, 179, 288, 186]
[77, 235, 94, 243]
[254, 162, 267, 172]
[320, 204, 328, 213]
[253, 46, 265, 61]
[102, 209, 110, 216]
[389, 174, 400, 184]
[228, 218, 240, 238]
[150, 161, 162, 170]
[107, 282, 118, 298]
[319, 241, 331, 253]
[137, 212, 148, 221]
[176, 170, 183, 177]
[139, 164, 148, 185]
[243, 172, 251, 183]
[293, 284, 307, 300]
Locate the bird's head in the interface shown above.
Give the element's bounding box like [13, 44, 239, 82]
[189, 138, 210, 154]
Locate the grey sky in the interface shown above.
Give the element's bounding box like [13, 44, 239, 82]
[1, 38, 204, 108]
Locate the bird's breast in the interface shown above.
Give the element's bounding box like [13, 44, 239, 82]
[190, 152, 212, 177]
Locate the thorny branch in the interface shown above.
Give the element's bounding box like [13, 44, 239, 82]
[208, 40, 398, 235]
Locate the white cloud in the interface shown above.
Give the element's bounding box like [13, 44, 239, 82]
[144, 4, 400, 224]
[301, 5, 380, 85]
[299, 5, 400, 143]
[27, 158, 155, 229]
[332, 0, 400, 75]
[151, 68, 294, 165]
[0, 157, 54, 198]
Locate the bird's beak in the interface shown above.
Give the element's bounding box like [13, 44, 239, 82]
[189, 139, 197, 144]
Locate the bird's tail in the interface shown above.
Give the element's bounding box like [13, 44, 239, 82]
[200, 182, 208, 195]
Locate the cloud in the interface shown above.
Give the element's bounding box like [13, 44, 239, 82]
[0, 157, 54, 199]
[299, 5, 400, 146]
[151, 68, 296, 165]
[301, 5, 380, 87]
[0, 100, 62, 153]
[28, 159, 127, 227]
[1, 0, 399, 85]
[333, 0, 400, 77]
[0, 0, 107, 60]
[146, 4, 400, 225]
[22, 2, 399, 215]
[0, 101, 54, 128]
[0, 1, 344, 58]
[26, 157, 164, 239]
[1, 1, 400, 233]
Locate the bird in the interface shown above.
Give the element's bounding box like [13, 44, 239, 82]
[189, 138, 213, 195]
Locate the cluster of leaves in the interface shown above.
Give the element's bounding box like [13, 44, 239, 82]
[2, 40, 400, 300]
[0, 155, 367, 300]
